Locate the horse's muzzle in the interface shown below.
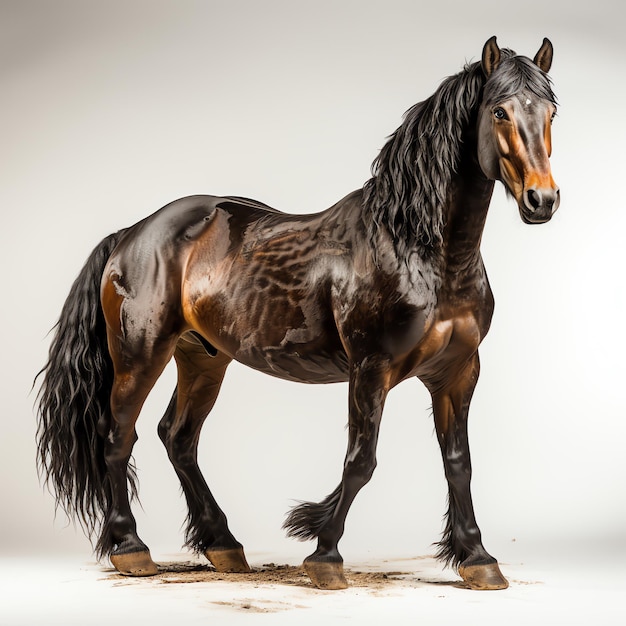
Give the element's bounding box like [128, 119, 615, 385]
[521, 186, 560, 223]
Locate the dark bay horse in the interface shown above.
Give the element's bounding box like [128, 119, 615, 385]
[36, 37, 559, 591]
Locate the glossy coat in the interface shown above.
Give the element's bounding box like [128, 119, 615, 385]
[37, 37, 559, 590]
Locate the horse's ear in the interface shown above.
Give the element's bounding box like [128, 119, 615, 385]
[533, 38, 553, 73]
[482, 36, 501, 78]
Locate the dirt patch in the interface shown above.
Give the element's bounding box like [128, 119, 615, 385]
[104, 559, 450, 590]
[98, 557, 541, 614]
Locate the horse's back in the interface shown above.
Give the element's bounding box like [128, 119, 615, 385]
[179, 194, 366, 382]
[103, 194, 277, 283]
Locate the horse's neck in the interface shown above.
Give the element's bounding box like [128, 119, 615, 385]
[440, 157, 495, 275]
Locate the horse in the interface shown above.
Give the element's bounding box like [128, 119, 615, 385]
[36, 36, 559, 591]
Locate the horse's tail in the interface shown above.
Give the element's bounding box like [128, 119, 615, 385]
[35, 229, 132, 557]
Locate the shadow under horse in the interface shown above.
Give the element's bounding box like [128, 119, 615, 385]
[36, 36, 559, 591]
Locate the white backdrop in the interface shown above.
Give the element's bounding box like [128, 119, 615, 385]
[2, 0, 624, 572]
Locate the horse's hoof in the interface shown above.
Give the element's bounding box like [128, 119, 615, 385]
[110, 550, 158, 577]
[459, 561, 509, 590]
[205, 547, 251, 573]
[304, 560, 349, 590]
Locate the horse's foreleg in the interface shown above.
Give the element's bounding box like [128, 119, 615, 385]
[429, 353, 508, 590]
[158, 339, 250, 573]
[284, 354, 390, 589]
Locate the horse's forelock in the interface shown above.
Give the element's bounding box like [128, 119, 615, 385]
[484, 51, 557, 106]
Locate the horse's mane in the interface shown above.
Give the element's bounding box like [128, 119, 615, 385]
[362, 49, 556, 259]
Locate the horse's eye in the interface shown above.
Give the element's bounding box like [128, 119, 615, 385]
[493, 107, 507, 120]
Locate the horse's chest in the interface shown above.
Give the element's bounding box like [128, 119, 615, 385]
[422, 312, 481, 358]
[397, 307, 488, 386]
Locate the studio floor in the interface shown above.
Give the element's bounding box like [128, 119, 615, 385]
[2, 548, 623, 626]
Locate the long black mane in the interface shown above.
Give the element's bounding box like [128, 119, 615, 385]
[362, 49, 556, 258]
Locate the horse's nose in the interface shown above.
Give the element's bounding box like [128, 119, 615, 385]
[525, 186, 560, 220]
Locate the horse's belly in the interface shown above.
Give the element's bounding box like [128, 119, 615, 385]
[233, 345, 350, 384]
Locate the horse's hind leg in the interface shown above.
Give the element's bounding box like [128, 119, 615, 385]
[158, 333, 251, 573]
[100, 333, 177, 576]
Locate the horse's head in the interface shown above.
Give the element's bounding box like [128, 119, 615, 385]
[477, 37, 559, 224]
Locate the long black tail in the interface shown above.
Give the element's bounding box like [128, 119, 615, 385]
[36, 229, 130, 557]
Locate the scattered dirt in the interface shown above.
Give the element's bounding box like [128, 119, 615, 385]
[207, 599, 309, 614]
[102, 559, 540, 613]
[509, 578, 544, 586]
[104, 559, 458, 591]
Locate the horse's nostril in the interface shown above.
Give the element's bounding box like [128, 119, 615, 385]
[524, 187, 559, 220]
[526, 188, 541, 211]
